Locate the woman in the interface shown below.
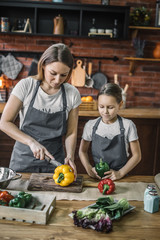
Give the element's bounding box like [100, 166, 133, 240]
[79, 83, 141, 180]
[0, 43, 81, 176]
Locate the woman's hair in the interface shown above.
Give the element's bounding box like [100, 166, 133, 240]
[97, 83, 122, 103]
[36, 43, 74, 82]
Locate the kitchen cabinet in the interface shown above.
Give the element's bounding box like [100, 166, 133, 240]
[0, 0, 130, 40]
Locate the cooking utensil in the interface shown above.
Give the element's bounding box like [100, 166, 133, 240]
[0, 167, 22, 189]
[92, 61, 108, 89]
[71, 59, 85, 87]
[45, 156, 62, 167]
[85, 61, 94, 88]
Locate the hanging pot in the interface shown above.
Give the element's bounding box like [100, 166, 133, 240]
[92, 61, 108, 90]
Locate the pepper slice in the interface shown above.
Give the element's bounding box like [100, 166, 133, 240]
[98, 178, 115, 195]
[95, 158, 110, 178]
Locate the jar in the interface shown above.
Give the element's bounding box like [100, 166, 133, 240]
[1, 17, 9, 32]
[144, 184, 156, 200]
[144, 190, 159, 213]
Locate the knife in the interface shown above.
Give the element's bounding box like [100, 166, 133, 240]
[45, 156, 62, 167]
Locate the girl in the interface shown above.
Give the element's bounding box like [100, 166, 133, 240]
[79, 83, 141, 180]
[0, 43, 81, 176]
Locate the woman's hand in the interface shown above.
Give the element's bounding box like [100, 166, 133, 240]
[64, 157, 77, 180]
[102, 169, 122, 181]
[28, 140, 54, 161]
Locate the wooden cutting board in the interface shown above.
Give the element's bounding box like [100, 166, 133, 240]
[71, 59, 85, 87]
[27, 173, 83, 193]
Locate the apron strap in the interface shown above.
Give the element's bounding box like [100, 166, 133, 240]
[29, 80, 41, 107]
[92, 117, 101, 138]
[117, 115, 125, 136]
[61, 84, 67, 111]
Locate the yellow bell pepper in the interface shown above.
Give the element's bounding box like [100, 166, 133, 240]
[53, 164, 74, 187]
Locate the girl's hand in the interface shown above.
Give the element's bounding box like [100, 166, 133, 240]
[64, 157, 77, 180]
[87, 167, 101, 180]
[28, 140, 54, 161]
[103, 169, 122, 181]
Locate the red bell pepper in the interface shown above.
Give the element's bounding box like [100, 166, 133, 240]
[98, 178, 115, 195]
[0, 191, 14, 203]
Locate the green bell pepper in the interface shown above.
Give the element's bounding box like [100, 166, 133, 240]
[95, 158, 110, 178]
[17, 191, 32, 206]
[9, 197, 26, 208]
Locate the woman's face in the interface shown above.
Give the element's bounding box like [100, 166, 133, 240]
[43, 61, 70, 89]
[98, 94, 122, 124]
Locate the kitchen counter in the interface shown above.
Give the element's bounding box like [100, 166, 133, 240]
[0, 102, 160, 118]
[79, 108, 160, 119]
[0, 174, 160, 240]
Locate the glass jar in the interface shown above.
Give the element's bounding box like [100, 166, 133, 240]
[144, 190, 159, 213]
[1, 17, 9, 32]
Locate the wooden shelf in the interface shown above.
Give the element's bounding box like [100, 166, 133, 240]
[129, 26, 160, 30]
[129, 26, 160, 39]
[124, 57, 160, 76]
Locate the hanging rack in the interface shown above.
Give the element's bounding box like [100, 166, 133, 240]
[0, 50, 119, 62]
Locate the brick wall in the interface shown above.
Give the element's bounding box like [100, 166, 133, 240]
[0, 0, 160, 107]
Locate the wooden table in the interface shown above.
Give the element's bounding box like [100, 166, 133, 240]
[0, 174, 160, 240]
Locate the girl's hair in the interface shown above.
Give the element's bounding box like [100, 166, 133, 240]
[36, 43, 74, 82]
[97, 83, 122, 103]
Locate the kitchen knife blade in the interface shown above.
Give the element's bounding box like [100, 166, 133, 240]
[45, 156, 62, 167]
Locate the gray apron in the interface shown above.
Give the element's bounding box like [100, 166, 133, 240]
[9, 81, 67, 173]
[91, 115, 127, 171]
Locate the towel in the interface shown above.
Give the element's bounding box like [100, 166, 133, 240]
[1, 53, 23, 80]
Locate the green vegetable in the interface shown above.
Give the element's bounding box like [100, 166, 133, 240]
[9, 191, 32, 208]
[95, 158, 110, 178]
[90, 197, 130, 220]
[9, 197, 25, 208]
[17, 191, 32, 205]
[117, 198, 130, 211]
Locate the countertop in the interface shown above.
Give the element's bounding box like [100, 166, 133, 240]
[0, 102, 160, 119]
[0, 174, 160, 240]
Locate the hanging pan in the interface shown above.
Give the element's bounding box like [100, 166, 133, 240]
[92, 61, 108, 90]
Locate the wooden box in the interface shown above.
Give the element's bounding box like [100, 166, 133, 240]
[0, 190, 56, 224]
[79, 100, 97, 111]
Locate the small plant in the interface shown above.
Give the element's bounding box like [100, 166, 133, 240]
[130, 6, 152, 26]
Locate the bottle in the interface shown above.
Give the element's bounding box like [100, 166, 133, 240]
[144, 184, 156, 200]
[144, 190, 159, 213]
[89, 18, 96, 34]
[113, 19, 118, 39]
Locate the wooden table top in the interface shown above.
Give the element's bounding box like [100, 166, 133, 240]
[0, 174, 159, 239]
[1, 102, 160, 119]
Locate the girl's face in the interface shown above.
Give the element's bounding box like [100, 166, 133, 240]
[43, 61, 70, 89]
[98, 94, 123, 124]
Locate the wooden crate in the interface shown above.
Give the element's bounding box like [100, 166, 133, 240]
[79, 100, 97, 111]
[0, 190, 56, 224]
